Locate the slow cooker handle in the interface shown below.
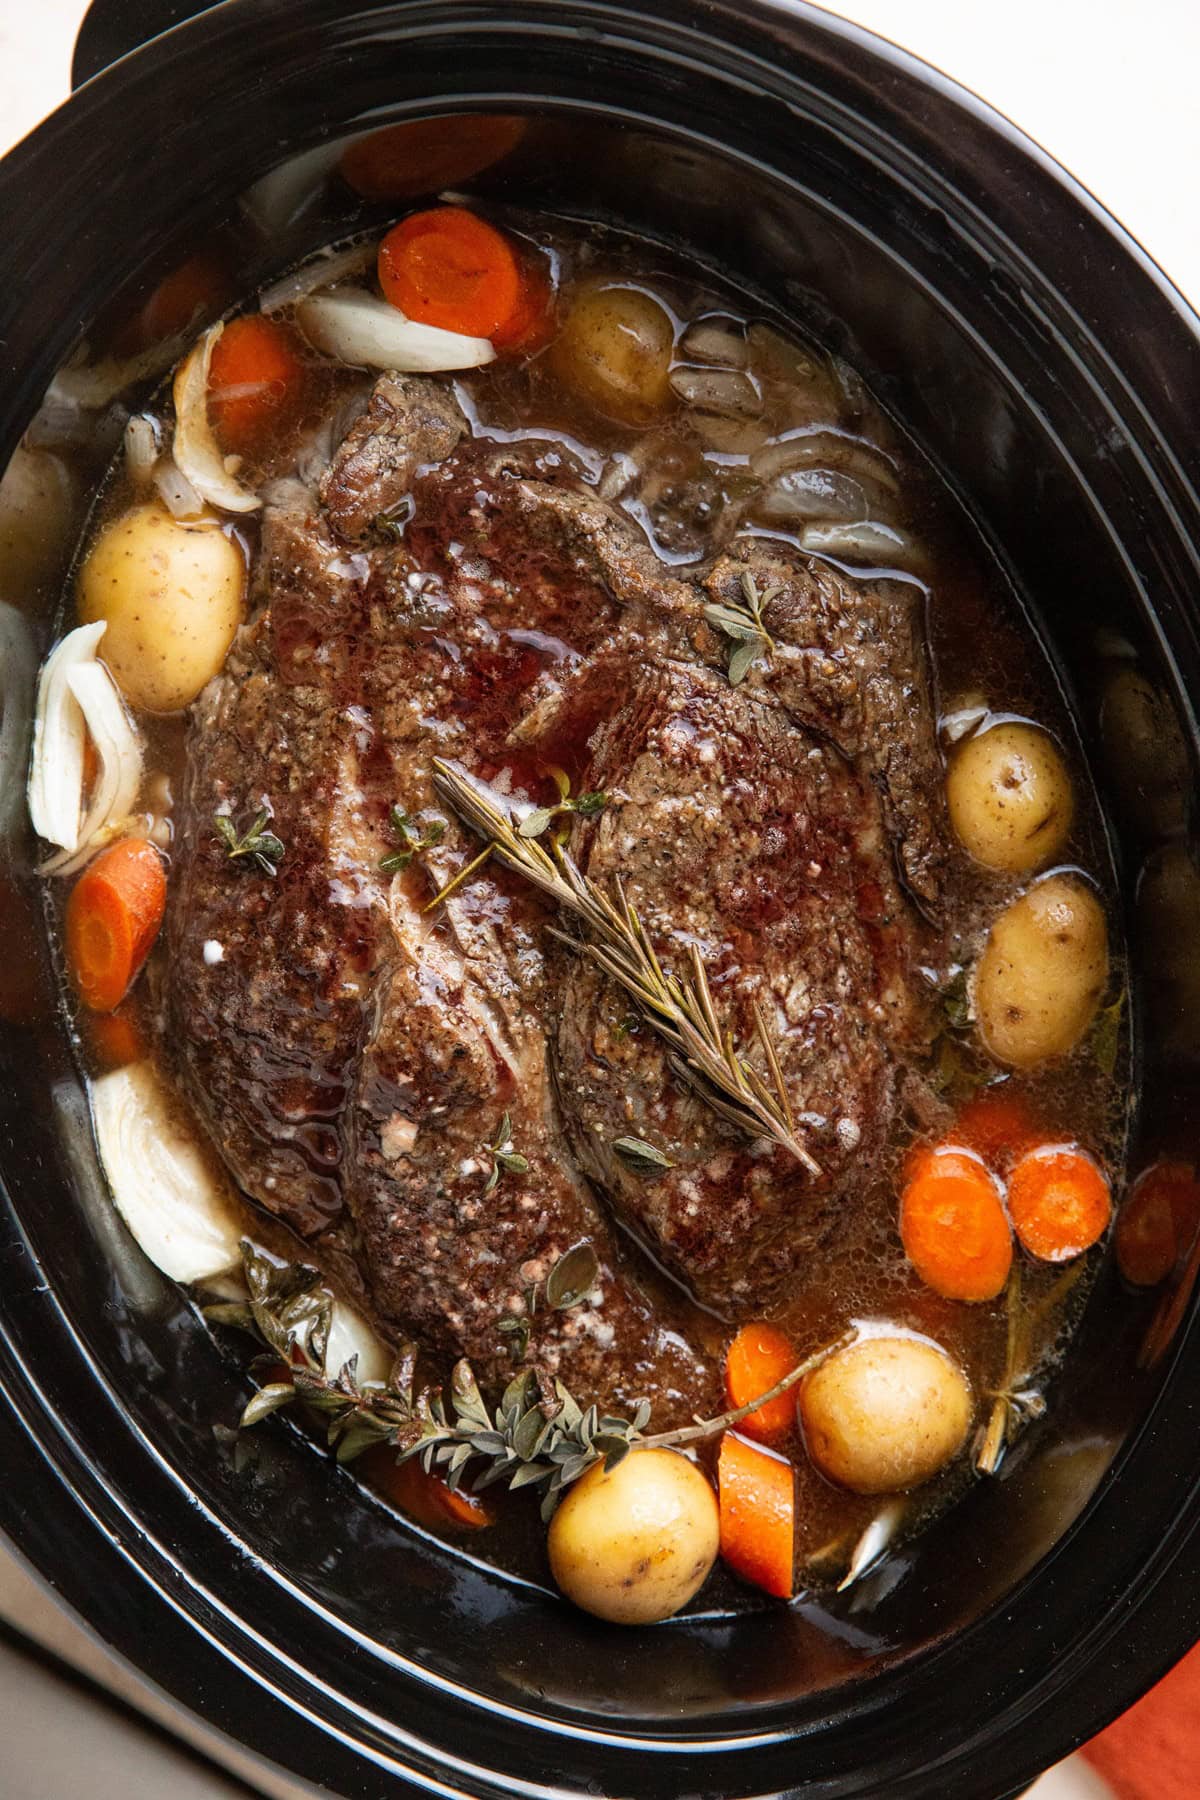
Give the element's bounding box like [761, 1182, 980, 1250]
[72, 0, 219, 88]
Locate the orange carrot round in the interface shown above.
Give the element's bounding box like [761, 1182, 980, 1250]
[1008, 1147, 1112, 1263]
[492, 261, 554, 353]
[209, 314, 305, 453]
[339, 115, 527, 201]
[378, 208, 523, 341]
[1117, 1160, 1200, 1287]
[724, 1322, 798, 1443]
[899, 1146, 1012, 1301]
[381, 1454, 493, 1530]
[952, 1088, 1040, 1172]
[65, 838, 166, 1015]
[86, 1003, 146, 1070]
[718, 1432, 795, 1599]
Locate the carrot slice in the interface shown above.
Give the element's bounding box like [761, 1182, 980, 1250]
[339, 114, 527, 201]
[718, 1432, 795, 1599]
[65, 838, 166, 1015]
[1009, 1147, 1112, 1263]
[899, 1146, 1012, 1301]
[491, 261, 554, 354]
[378, 1454, 493, 1530]
[724, 1323, 798, 1443]
[208, 314, 305, 453]
[952, 1088, 1040, 1172]
[86, 1003, 146, 1070]
[378, 208, 523, 341]
[1117, 1159, 1200, 1287]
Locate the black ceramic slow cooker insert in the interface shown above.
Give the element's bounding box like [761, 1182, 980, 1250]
[1, 4, 1199, 1796]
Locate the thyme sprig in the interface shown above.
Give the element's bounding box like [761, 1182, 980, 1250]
[704, 570, 781, 686]
[975, 1262, 1086, 1475]
[481, 1111, 529, 1196]
[210, 1244, 853, 1521]
[518, 766, 608, 842]
[431, 758, 820, 1174]
[213, 808, 285, 877]
[379, 805, 445, 874]
[497, 1241, 600, 1365]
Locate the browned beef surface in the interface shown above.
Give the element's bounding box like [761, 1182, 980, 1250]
[167, 373, 947, 1410]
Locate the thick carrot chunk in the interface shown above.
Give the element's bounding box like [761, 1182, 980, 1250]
[724, 1322, 798, 1443]
[65, 838, 166, 1014]
[718, 1432, 795, 1599]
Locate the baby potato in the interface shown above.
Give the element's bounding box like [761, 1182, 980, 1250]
[799, 1335, 972, 1495]
[78, 501, 245, 712]
[547, 1446, 718, 1624]
[946, 720, 1073, 873]
[975, 874, 1108, 1069]
[549, 283, 675, 425]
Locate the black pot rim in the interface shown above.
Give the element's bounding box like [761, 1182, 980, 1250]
[2, 5, 1199, 1797]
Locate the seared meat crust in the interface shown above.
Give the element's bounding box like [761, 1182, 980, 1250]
[168, 373, 947, 1404]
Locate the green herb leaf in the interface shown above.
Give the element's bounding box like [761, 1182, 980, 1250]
[727, 638, 765, 686]
[518, 805, 557, 839]
[1091, 992, 1125, 1078]
[941, 966, 972, 1032]
[214, 807, 285, 877]
[380, 807, 445, 874]
[545, 1241, 600, 1310]
[612, 1135, 676, 1177]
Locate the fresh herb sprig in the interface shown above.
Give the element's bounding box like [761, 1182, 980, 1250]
[497, 1241, 600, 1365]
[704, 570, 781, 686]
[975, 1261, 1085, 1475]
[213, 808, 285, 877]
[481, 1111, 529, 1196]
[431, 759, 820, 1174]
[210, 1244, 853, 1520]
[518, 769, 608, 842]
[379, 806, 445, 874]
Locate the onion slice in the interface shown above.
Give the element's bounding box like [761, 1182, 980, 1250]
[259, 240, 378, 313]
[40, 661, 145, 875]
[91, 1061, 243, 1283]
[326, 1301, 392, 1384]
[27, 620, 106, 852]
[296, 289, 496, 373]
[172, 324, 262, 516]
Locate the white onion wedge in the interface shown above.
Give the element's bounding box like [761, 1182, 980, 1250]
[152, 456, 206, 521]
[172, 325, 262, 516]
[296, 290, 496, 373]
[326, 1301, 392, 1385]
[40, 661, 144, 875]
[50, 336, 186, 410]
[27, 621, 106, 852]
[91, 1061, 243, 1283]
[259, 240, 378, 314]
[124, 414, 160, 487]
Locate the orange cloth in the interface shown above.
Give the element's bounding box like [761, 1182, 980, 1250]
[1082, 1641, 1200, 1800]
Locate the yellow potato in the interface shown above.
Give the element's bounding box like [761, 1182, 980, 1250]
[1100, 667, 1188, 840]
[946, 720, 1073, 873]
[799, 1335, 972, 1495]
[549, 283, 675, 425]
[547, 1447, 718, 1624]
[78, 501, 245, 712]
[0, 445, 76, 595]
[975, 874, 1108, 1069]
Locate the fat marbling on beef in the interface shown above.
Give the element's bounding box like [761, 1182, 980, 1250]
[167, 373, 946, 1414]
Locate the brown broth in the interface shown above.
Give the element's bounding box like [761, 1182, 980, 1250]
[46, 209, 1127, 1604]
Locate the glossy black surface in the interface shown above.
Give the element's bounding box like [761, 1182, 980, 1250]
[1, 3, 1200, 1796]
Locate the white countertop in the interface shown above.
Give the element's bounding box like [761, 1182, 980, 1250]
[2, 1, 1188, 1793]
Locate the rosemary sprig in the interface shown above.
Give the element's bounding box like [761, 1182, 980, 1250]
[703, 570, 780, 686]
[431, 758, 820, 1174]
[481, 1111, 529, 1196]
[211, 1244, 853, 1521]
[975, 1261, 1085, 1475]
[213, 808, 285, 877]
[379, 805, 445, 874]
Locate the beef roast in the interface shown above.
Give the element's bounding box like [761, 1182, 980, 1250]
[168, 371, 947, 1408]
